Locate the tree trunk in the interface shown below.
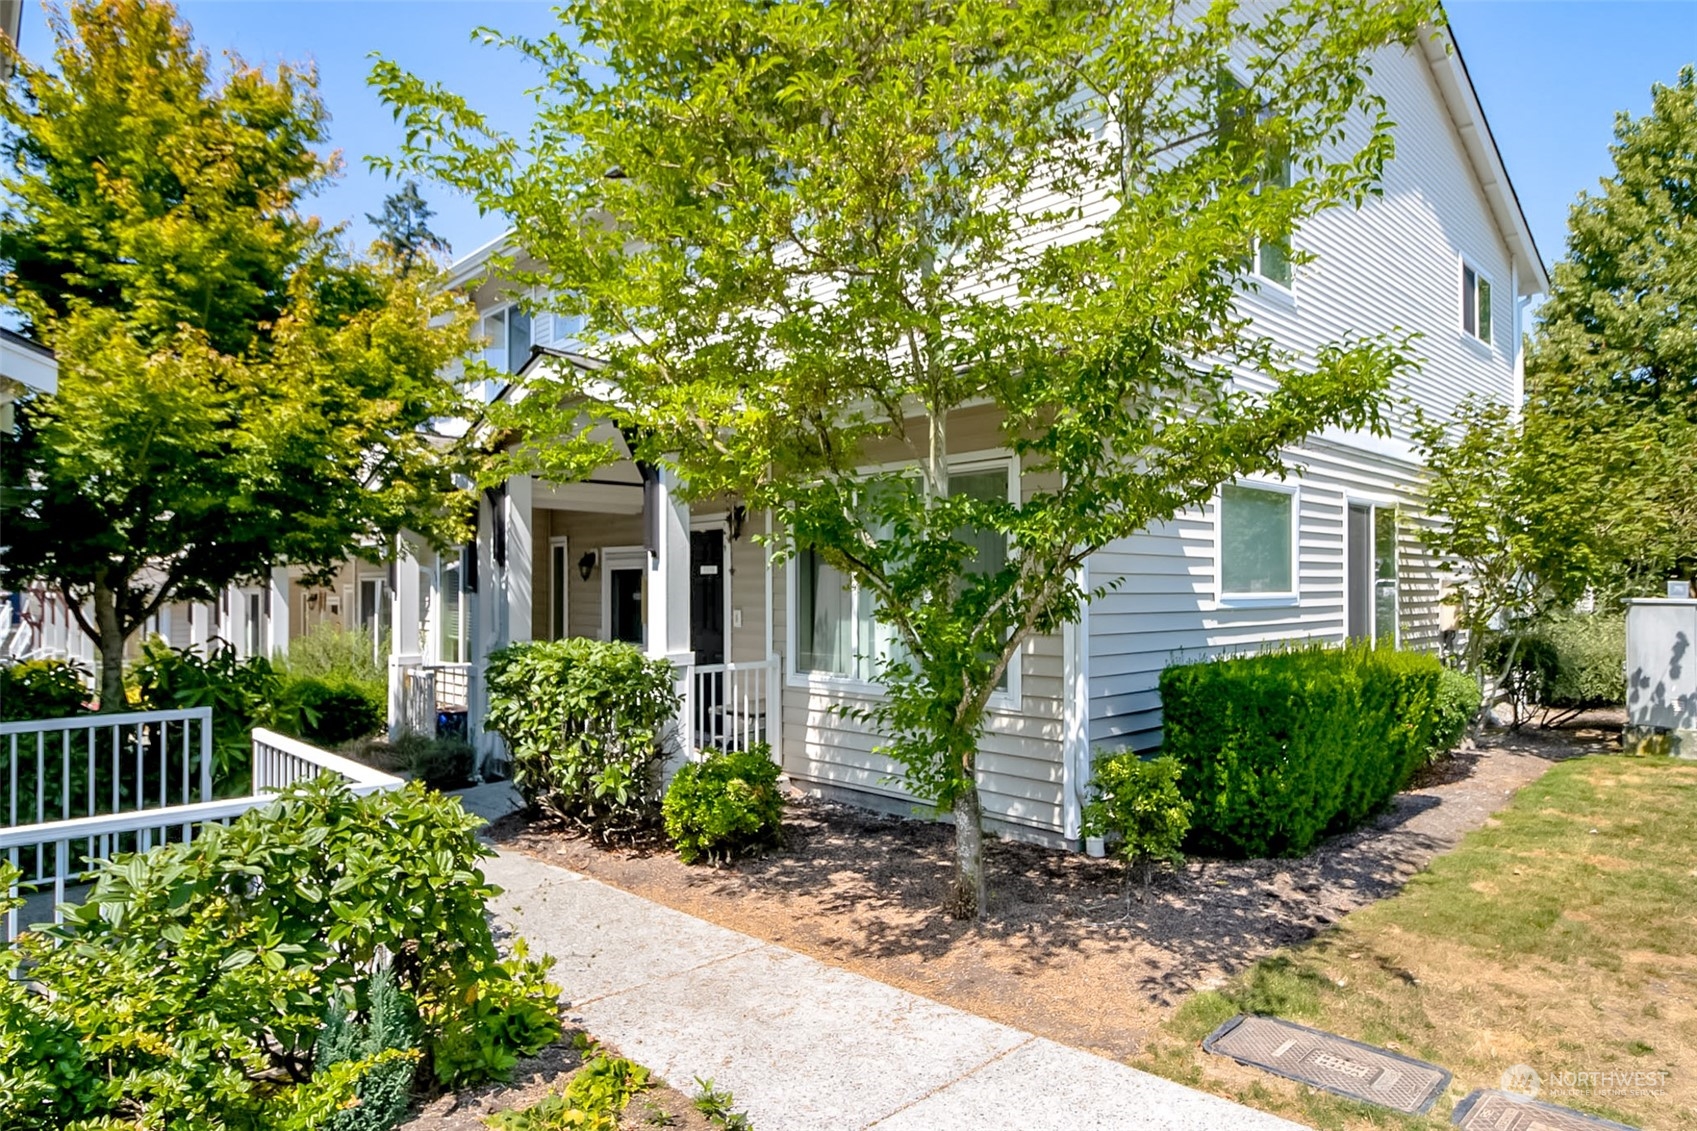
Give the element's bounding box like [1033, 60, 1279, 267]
[944, 786, 985, 921]
[91, 579, 127, 712]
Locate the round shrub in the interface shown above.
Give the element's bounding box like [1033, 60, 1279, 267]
[1536, 613, 1626, 708]
[284, 674, 387, 746]
[1082, 752, 1191, 894]
[0, 658, 89, 721]
[663, 746, 784, 865]
[484, 639, 679, 839]
[402, 734, 476, 791]
[1429, 667, 1482, 760]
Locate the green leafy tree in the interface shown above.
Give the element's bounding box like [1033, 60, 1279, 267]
[367, 179, 450, 274]
[373, 0, 1429, 917]
[0, 0, 475, 709]
[1419, 65, 1697, 717]
[1525, 65, 1697, 582]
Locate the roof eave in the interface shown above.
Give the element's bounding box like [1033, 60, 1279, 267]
[1421, 22, 1549, 296]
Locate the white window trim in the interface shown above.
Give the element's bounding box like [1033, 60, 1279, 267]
[600, 545, 647, 645]
[1459, 257, 1494, 346]
[1214, 476, 1301, 607]
[1345, 491, 1402, 648]
[476, 300, 538, 376]
[355, 572, 391, 666]
[783, 450, 1023, 713]
[1223, 68, 1296, 296]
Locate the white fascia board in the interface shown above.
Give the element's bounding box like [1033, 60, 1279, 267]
[0, 335, 57, 395]
[1421, 25, 1549, 296]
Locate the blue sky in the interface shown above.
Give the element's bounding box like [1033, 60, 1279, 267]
[17, 1, 1697, 272]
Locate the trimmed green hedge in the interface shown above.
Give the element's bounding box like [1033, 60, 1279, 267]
[1160, 645, 1442, 858]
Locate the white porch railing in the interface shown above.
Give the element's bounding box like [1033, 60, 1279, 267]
[0, 724, 402, 942]
[390, 659, 473, 740]
[681, 658, 779, 755]
[1, 707, 214, 831]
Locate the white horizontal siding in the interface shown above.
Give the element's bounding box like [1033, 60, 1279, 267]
[1086, 437, 1442, 752]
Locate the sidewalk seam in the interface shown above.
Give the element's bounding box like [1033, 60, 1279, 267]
[860, 1035, 1038, 1129]
[561, 938, 768, 1009]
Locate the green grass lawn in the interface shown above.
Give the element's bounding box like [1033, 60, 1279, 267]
[1140, 755, 1697, 1130]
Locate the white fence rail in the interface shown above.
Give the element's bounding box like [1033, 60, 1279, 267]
[681, 658, 778, 755]
[0, 724, 402, 941]
[0, 707, 213, 830]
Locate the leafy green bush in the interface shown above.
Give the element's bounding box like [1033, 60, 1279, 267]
[663, 746, 785, 864]
[1487, 613, 1626, 720]
[274, 623, 389, 745]
[1429, 667, 1483, 759]
[1160, 644, 1441, 858]
[278, 622, 385, 687]
[0, 780, 560, 1128]
[1535, 613, 1626, 708]
[485, 639, 680, 839]
[1082, 752, 1191, 895]
[130, 638, 281, 791]
[389, 729, 476, 790]
[281, 673, 387, 745]
[0, 658, 90, 721]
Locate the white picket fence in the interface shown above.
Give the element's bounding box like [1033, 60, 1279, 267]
[0, 716, 401, 941]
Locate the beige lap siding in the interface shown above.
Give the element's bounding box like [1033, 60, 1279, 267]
[530, 509, 645, 643]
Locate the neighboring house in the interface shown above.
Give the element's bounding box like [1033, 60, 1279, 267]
[0, 329, 86, 664]
[156, 26, 1548, 853]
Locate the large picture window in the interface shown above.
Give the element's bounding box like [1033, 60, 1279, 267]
[796, 462, 1013, 689]
[1219, 482, 1295, 597]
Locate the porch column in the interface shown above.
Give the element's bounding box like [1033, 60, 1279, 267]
[392, 534, 425, 658]
[267, 567, 290, 659]
[387, 536, 425, 741]
[469, 489, 502, 774]
[645, 466, 692, 662]
[1061, 558, 1092, 849]
[646, 467, 694, 765]
[504, 474, 534, 645]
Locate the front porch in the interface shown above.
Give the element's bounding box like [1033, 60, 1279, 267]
[386, 452, 779, 775]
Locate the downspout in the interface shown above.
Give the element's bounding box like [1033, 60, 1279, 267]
[1510, 259, 1524, 420]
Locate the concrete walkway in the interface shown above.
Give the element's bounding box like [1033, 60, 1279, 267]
[483, 848, 1309, 1131]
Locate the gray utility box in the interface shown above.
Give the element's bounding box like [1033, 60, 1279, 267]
[1624, 598, 1697, 757]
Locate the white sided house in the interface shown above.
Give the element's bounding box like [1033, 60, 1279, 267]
[375, 25, 1544, 850]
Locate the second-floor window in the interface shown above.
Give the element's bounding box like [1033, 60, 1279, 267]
[478, 304, 533, 375]
[1219, 73, 1294, 289]
[1462, 263, 1493, 344]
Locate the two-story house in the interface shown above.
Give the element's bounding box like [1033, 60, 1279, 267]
[215, 22, 1545, 853]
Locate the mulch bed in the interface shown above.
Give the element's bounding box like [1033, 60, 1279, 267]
[487, 714, 1621, 1063]
[398, 1030, 716, 1130]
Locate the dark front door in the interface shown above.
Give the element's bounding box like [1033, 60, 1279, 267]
[609, 567, 644, 645]
[690, 530, 727, 749]
[689, 530, 726, 664]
